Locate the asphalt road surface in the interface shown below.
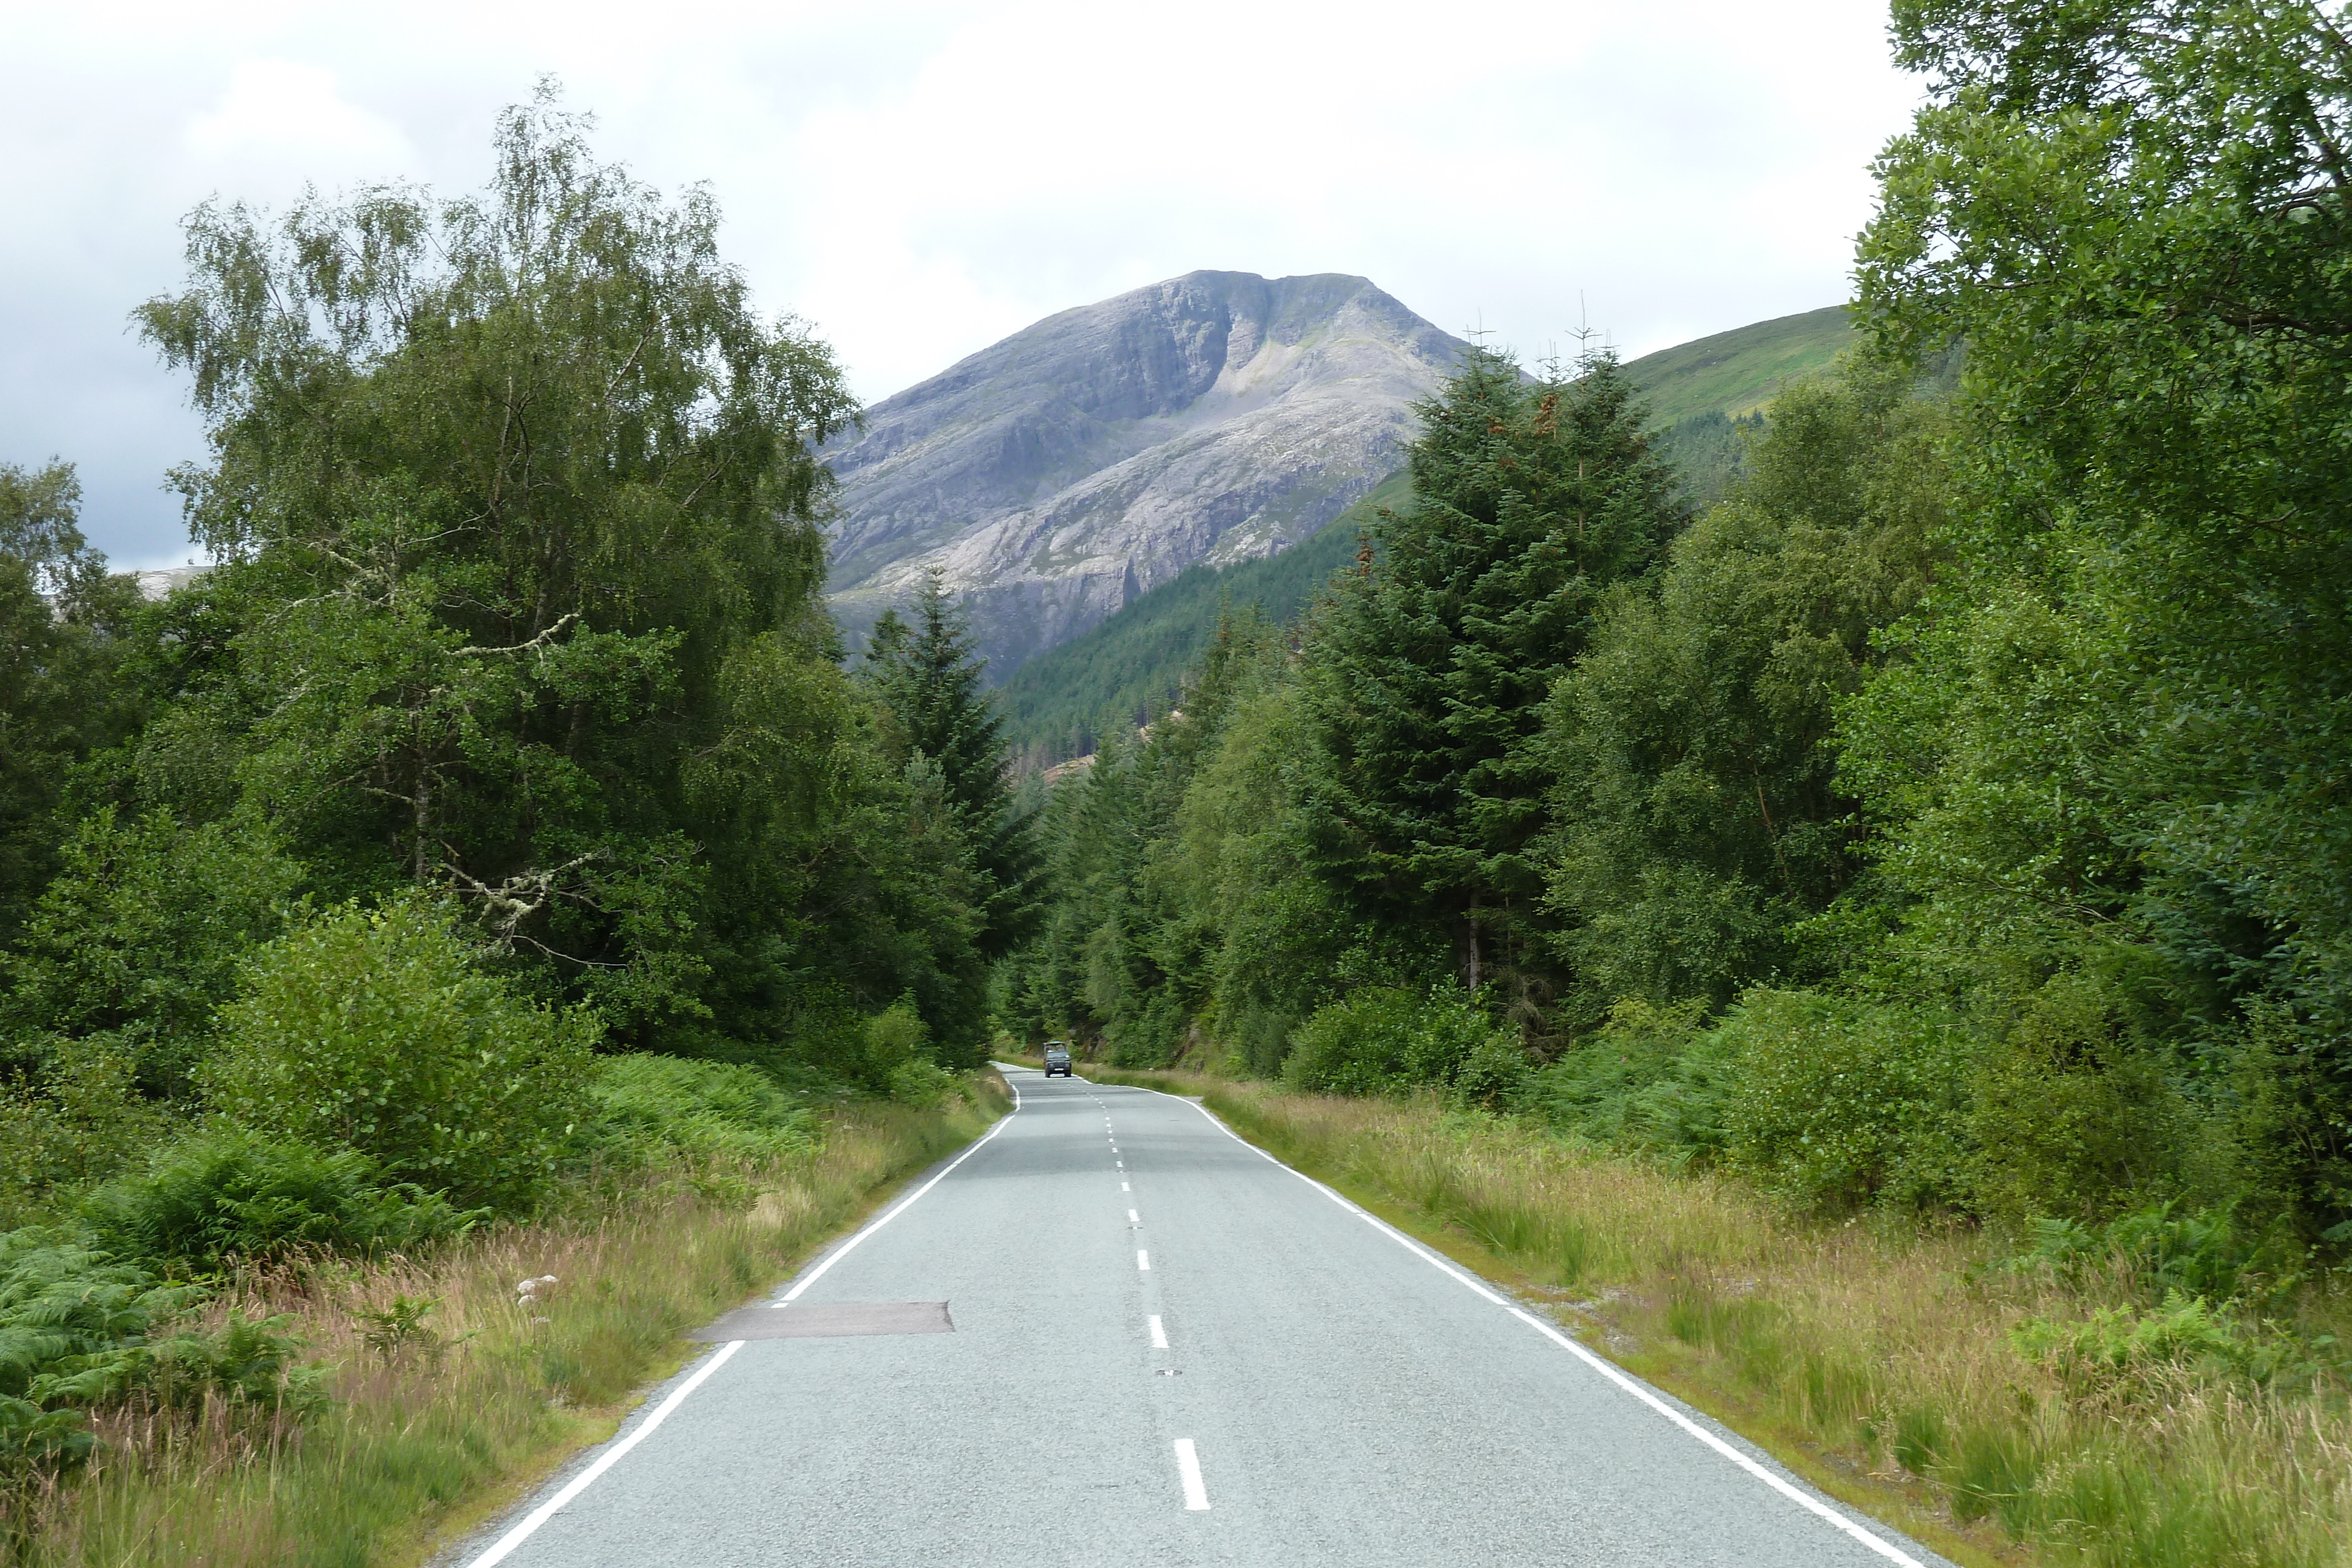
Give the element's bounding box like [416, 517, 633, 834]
[459, 1068, 1955, 1567]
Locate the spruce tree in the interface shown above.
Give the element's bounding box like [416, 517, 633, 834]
[866, 571, 1044, 958]
[1302, 345, 1682, 997]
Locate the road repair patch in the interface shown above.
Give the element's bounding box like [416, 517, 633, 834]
[691, 1302, 954, 1341]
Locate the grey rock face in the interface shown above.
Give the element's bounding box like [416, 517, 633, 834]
[821, 270, 1465, 676]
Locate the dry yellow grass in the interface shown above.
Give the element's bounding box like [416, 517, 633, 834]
[5, 1082, 1007, 1567]
[1094, 1068, 2352, 1568]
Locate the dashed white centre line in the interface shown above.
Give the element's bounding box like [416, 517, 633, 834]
[1173, 1439, 1211, 1510]
[1121, 1181, 1130, 1192]
[1149, 1315, 1169, 1349]
[1137, 1249, 1151, 1272]
[1159, 1086, 1929, 1566]
[1129, 1208, 1140, 1223]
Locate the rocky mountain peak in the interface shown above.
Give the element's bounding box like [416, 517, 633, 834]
[822, 270, 1466, 676]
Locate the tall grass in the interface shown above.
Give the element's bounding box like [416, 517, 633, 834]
[5, 1083, 1005, 1567]
[1097, 1069, 2352, 1568]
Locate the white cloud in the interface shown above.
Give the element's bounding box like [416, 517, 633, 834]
[0, 0, 1925, 566]
[185, 59, 413, 166]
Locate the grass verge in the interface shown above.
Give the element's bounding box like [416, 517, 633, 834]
[8, 1076, 1008, 1567]
[1079, 1065, 2352, 1568]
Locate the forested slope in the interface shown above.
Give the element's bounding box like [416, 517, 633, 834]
[0, 96, 1031, 1539]
[997, 473, 1402, 763]
[1008, 10, 2352, 1556]
[1001, 307, 1855, 762]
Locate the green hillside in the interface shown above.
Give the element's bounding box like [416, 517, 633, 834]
[999, 307, 1855, 763]
[1622, 305, 1853, 424]
[1625, 305, 1853, 506]
[998, 472, 1404, 763]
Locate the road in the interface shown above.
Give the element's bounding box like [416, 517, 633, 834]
[459, 1068, 1955, 1567]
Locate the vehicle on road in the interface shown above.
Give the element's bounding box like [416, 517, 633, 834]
[1043, 1043, 1073, 1077]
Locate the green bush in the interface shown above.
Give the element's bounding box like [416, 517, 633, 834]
[2010, 1290, 2270, 1390]
[1281, 987, 1514, 1098]
[859, 997, 928, 1088]
[847, 997, 964, 1104]
[25, 1309, 326, 1419]
[1525, 998, 1735, 1161]
[203, 897, 599, 1209]
[1994, 1201, 2307, 1310]
[584, 1054, 818, 1162]
[1716, 990, 1974, 1212]
[1282, 988, 1426, 1095]
[0, 1229, 197, 1402]
[884, 1058, 960, 1109]
[1449, 1031, 1535, 1110]
[82, 1128, 485, 1273]
[0, 1047, 169, 1222]
[1965, 974, 2201, 1222]
[0, 1226, 299, 1473]
[0, 807, 302, 1098]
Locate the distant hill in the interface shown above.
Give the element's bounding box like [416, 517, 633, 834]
[821, 270, 1466, 678]
[1630, 306, 1855, 506]
[999, 472, 1404, 764]
[1625, 305, 1854, 425]
[997, 307, 1857, 763]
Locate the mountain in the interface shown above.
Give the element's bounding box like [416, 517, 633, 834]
[997, 470, 1405, 765]
[999, 305, 1859, 762]
[820, 271, 1468, 677]
[1627, 305, 1854, 426]
[1635, 306, 1855, 505]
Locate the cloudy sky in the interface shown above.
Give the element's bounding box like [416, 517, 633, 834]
[2, 0, 1922, 570]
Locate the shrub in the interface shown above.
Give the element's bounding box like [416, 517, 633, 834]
[26, 1310, 326, 1419]
[1283, 988, 1426, 1095]
[847, 998, 964, 1104]
[1993, 1201, 2307, 1309]
[0, 1226, 272, 1473]
[1449, 1031, 1535, 1110]
[82, 1128, 485, 1273]
[0, 1229, 198, 1403]
[0, 807, 302, 1098]
[584, 1054, 818, 1162]
[2011, 1290, 2267, 1390]
[0, 1046, 169, 1221]
[884, 1058, 960, 1109]
[1716, 990, 1974, 1212]
[1965, 974, 2200, 1222]
[860, 997, 928, 1088]
[1525, 997, 1735, 1161]
[0, 1395, 92, 1473]
[653, 1015, 863, 1101]
[1281, 987, 1514, 1098]
[203, 897, 599, 1209]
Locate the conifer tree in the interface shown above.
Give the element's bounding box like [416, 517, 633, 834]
[1302, 346, 1682, 998]
[865, 571, 1044, 958]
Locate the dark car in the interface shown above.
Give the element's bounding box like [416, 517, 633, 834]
[1043, 1043, 1074, 1077]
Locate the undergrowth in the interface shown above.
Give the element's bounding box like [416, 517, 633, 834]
[1086, 1066, 2352, 1568]
[1, 1079, 1004, 1566]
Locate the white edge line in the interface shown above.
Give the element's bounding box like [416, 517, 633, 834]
[1164, 1091, 1927, 1568]
[1173, 1437, 1211, 1510]
[465, 1339, 743, 1568]
[776, 1078, 1020, 1304]
[1503, 1306, 1922, 1566]
[465, 1079, 1021, 1567]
